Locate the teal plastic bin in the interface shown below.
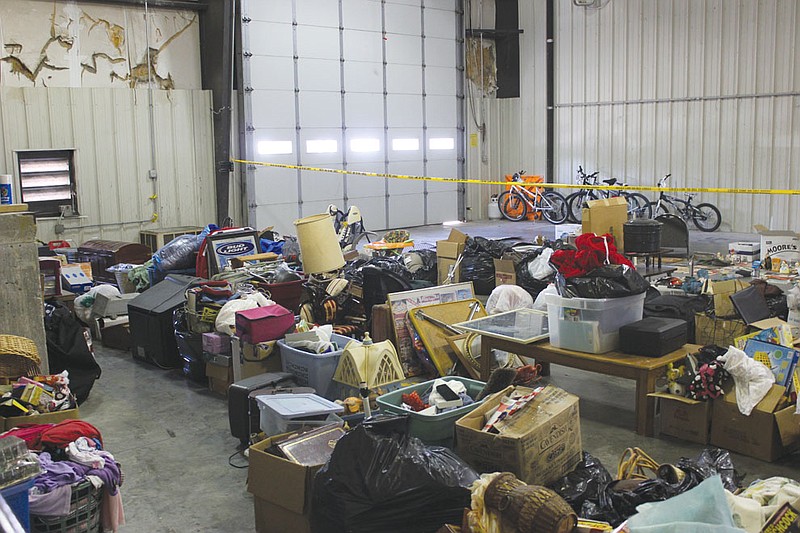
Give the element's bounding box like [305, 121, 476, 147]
[376, 376, 486, 447]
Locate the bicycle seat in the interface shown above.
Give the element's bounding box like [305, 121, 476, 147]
[602, 178, 617, 185]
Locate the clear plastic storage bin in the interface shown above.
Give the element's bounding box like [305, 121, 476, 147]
[545, 292, 646, 353]
[278, 333, 353, 400]
[256, 393, 344, 436]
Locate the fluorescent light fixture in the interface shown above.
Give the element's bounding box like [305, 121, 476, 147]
[442, 220, 464, 226]
[257, 140, 293, 155]
[350, 138, 381, 152]
[392, 138, 420, 151]
[429, 137, 455, 150]
[306, 139, 338, 153]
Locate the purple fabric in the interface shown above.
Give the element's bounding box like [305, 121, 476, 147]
[29, 485, 72, 516]
[34, 453, 85, 492]
[84, 451, 121, 496]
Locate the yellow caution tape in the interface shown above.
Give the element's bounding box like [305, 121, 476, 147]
[231, 159, 800, 195]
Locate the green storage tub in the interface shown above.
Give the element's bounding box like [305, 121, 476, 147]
[376, 376, 486, 447]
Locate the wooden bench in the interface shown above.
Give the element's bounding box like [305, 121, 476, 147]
[480, 339, 699, 436]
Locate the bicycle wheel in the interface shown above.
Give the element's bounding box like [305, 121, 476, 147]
[498, 191, 528, 222]
[692, 202, 722, 232]
[564, 192, 582, 223]
[627, 193, 652, 219]
[541, 191, 568, 224]
[647, 201, 671, 217]
[567, 191, 594, 223]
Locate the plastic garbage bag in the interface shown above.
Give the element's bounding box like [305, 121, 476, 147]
[486, 285, 534, 314]
[717, 346, 775, 415]
[311, 415, 478, 533]
[285, 324, 335, 354]
[515, 249, 553, 299]
[528, 247, 555, 280]
[559, 264, 650, 299]
[533, 284, 558, 311]
[405, 249, 438, 284]
[214, 292, 273, 335]
[548, 452, 614, 516]
[153, 234, 201, 272]
[626, 476, 744, 533]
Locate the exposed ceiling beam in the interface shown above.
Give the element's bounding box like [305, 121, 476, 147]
[75, 0, 208, 11]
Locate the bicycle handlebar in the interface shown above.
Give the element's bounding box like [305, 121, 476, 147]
[657, 174, 671, 187]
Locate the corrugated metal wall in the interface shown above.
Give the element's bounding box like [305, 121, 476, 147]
[477, 0, 800, 232]
[0, 87, 216, 244]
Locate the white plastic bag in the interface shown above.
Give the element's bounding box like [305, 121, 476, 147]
[286, 324, 335, 354]
[215, 292, 273, 335]
[717, 346, 775, 416]
[486, 285, 533, 314]
[527, 248, 554, 280]
[533, 284, 558, 312]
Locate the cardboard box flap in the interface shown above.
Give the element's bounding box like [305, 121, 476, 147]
[586, 196, 627, 208]
[754, 225, 800, 238]
[248, 437, 317, 514]
[775, 406, 800, 447]
[495, 385, 579, 438]
[648, 392, 703, 405]
[754, 385, 787, 414]
[446, 228, 468, 244]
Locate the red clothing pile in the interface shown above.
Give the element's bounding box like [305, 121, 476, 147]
[550, 233, 632, 278]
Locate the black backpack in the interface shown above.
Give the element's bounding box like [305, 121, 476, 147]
[44, 303, 101, 404]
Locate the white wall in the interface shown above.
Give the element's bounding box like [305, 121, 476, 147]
[473, 0, 800, 232]
[0, 87, 216, 244]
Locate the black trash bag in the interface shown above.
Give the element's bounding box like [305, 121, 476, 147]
[311, 415, 478, 533]
[515, 248, 554, 300]
[406, 249, 438, 284]
[674, 447, 741, 493]
[460, 253, 496, 295]
[597, 478, 674, 526]
[548, 452, 614, 514]
[560, 264, 650, 299]
[44, 303, 102, 405]
[466, 236, 512, 259]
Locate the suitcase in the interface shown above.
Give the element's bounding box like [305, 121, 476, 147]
[228, 372, 314, 444]
[234, 305, 294, 344]
[619, 317, 688, 357]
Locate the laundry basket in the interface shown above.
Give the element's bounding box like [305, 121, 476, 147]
[31, 480, 103, 533]
[0, 335, 40, 382]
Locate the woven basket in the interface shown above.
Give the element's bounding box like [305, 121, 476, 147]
[485, 473, 577, 533]
[0, 335, 41, 380]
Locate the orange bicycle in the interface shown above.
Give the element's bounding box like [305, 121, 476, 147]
[497, 171, 568, 224]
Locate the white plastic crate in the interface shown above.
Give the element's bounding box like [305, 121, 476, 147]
[545, 292, 646, 353]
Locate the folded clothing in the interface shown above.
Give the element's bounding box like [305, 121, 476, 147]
[41, 420, 103, 450]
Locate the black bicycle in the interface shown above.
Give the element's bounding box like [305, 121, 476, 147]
[566, 167, 651, 223]
[646, 175, 722, 232]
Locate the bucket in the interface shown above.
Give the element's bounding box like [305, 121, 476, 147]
[294, 213, 345, 274]
[624, 219, 662, 253]
[0, 174, 12, 205]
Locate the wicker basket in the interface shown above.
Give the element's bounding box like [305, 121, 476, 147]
[485, 473, 577, 533]
[0, 335, 41, 380]
[31, 480, 102, 533]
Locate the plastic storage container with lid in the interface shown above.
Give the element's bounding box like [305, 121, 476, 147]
[545, 292, 646, 354]
[256, 393, 344, 436]
[278, 333, 353, 400]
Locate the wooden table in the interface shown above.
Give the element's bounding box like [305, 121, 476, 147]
[480, 338, 699, 436]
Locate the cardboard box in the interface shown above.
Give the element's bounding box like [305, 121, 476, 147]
[493, 258, 516, 287]
[554, 223, 583, 241]
[3, 407, 80, 431]
[755, 225, 800, 266]
[710, 385, 800, 462]
[60, 263, 93, 293]
[248, 435, 322, 533]
[650, 392, 712, 444]
[455, 385, 582, 486]
[100, 323, 131, 351]
[582, 197, 628, 252]
[728, 241, 760, 260]
[206, 362, 233, 396]
[239, 340, 282, 379]
[437, 229, 468, 284]
[694, 313, 747, 346]
[702, 278, 747, 317]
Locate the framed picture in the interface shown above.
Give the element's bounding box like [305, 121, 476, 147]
[454, 308, 550, 344]
[206, 229, 260, 275]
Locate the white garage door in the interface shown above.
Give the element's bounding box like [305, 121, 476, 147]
[241, 0, 464, 235]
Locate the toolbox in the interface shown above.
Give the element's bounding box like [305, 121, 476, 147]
[619, 317, 688, 357]
[228, 372, 314, 444]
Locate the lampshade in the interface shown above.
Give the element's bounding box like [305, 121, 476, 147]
[334, 334, 405, 389]
[294, 213, 346, 274]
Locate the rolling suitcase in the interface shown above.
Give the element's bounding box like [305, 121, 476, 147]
[228, 372, 314, 444]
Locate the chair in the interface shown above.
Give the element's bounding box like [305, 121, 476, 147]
[655, 214, 690, 259]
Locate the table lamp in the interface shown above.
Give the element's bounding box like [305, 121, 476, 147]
[294, 213, 346, 275]
[333, 333, 405, 417]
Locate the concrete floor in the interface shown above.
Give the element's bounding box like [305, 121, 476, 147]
[76, 220, 797, 532]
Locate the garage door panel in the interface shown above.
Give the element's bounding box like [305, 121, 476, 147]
[386, 64, 422, 94]
[300, 168, 344, 202]
[386, 0, 421, 7]
[352, 199, 387, 232]
[387, 95, 423, 127]
[426, 192, 458, 223]
[385, 3, 422, 36]
[299, 128, 343, 164]
[388, 127, 423, 161]
[298, 59, 341, 92]
[247, 0, 293, 23]
[424, 8, 456, 39]
[425, 37, 455, 67]
[343, 30, 383, 62]
[425, 67, 457, 95]
[347, 172, 386, 198]
[344, 94, 384, 127]
[297, 26, 340, 60]
[250, 56, 295, 90]
[426, 159, 459, 192]
[345, 128, 385, 163]
[385, 34, 422, 65]
[426, 128, 458, 159]
[425, 0, 456, 12]
[344, 62, 383, 93]
[388, 162, 424, 194]
[302, 200, 343, 220]
[343, 0, 382, 31]
[249, 22, 294, 57]
[255, 166, 298, 205]
[255, 203, 301, 235]
[298, 93, 342, 128]
[295, 0, 339, 28]
[389, 195, 425, 228]
[251, 91, 296, 129]
[426, 95, 457, 127]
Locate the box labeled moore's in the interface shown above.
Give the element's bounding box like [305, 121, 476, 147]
[755, 226, 800, 266]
